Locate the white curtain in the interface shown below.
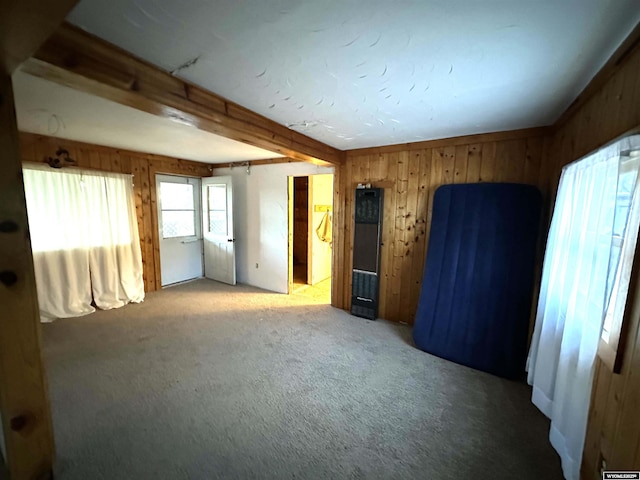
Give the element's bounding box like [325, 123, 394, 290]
[23, 164, 145, 322]
[527, 135, 640, 480]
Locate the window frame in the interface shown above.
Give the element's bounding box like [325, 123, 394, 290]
[596, 137, 640, 374]
[205, 183, 229, 237]
[158, 178, 200, 240]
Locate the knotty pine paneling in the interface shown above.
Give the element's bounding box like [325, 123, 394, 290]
[332, 130, 550, 324]
[19, 132, 212, 292]
[545, 35, 640, 480]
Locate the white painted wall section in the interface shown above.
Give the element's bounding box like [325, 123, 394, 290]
[215, 163, 333, 294]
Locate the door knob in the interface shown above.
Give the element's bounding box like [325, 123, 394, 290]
[227, 238, 235, 242]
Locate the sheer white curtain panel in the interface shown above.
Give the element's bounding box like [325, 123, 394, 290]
[527, 135, 640, 480]
[23, 164, 145, 322]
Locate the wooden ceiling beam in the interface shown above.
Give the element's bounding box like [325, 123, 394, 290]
[22, 23, 343, 166]
[211, 156, 336, 170]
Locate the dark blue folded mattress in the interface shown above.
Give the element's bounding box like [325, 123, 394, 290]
[413, 183, 542, 379]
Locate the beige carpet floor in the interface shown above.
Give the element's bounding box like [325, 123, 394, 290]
[42, 279, 562, 479]
[291, 277, 331, 302]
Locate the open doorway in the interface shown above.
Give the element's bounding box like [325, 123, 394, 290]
[288, 174, 334, 302]
[156, 174, 203, 286]
[156, 174, 237, 288]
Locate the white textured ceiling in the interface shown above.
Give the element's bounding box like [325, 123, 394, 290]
[65, 0, 640, 150]
[13, 71, 283, 164]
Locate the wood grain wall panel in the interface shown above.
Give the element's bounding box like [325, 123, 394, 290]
[524, 137, 543, 187]
[379, 153, 399, 320]
[148, 160, 165, 291]
[18, 132, 212, 293]
[345, 158, 356, 308]
[99, 152, 111, 172]
[544, 38, 640, 479]
[602, 373, 625, 461]
[453, 145, 468, 183]
[479, 141, 497, 182]
[466, 144, 482, 182]
[89, 150, 101, 169]
[389, 151, 409, 320]
[331, 164, 345, 309]
[441, 147, 455, 185]
[399, 151, 422, 322]
[130, 157, 146, 287]
[139, 160, 156, 292]
[335, 131, 548, 323]
[407, 149, 431, 315]
[582, 360, 608, 477]
[0, 73, 57, 480]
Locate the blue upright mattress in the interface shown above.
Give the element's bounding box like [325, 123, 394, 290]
[413, 183, 542, 379]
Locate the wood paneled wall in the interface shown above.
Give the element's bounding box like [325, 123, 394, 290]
[19, 133, 212, 292]
[545, 32, 640, 479]
[331, 128, 550, 324]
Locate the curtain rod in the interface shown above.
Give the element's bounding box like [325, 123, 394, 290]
[23, 161, 135, 178]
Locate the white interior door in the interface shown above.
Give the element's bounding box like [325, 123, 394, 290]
[157, 175, 203, 286]
[202, 176, 236, 285]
